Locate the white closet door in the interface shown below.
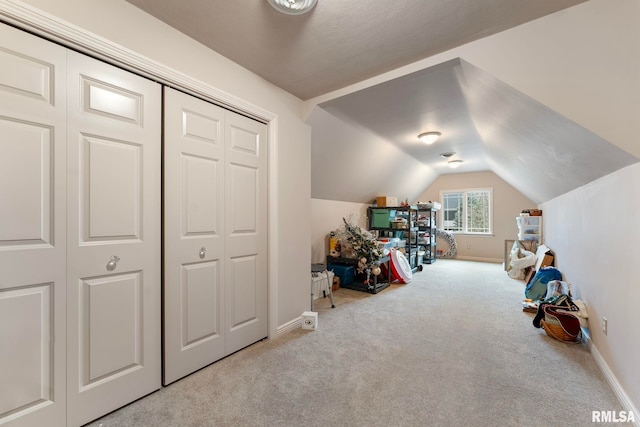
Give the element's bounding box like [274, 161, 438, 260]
[163, 87, 226, 385]
[0, 24, 67, 427]
[65, 51, 162, 426]
[163, 88, 268, 383]
[224, 111, 268, 354]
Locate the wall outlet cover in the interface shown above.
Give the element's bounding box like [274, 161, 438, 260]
[302, 311, 318, 330]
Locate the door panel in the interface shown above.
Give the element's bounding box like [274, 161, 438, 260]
[229, 255, 258, 329]
[81, 76, 143, 124]
[81, 273, 142, 385]
[164, 87, 226, 385]
[225, 112, 267, 355]
[0, 47, 54, 105]
[76, 136, 143, 244]
[229, 164, 258, 233]
[182, 154, 219, 235]
[0, 285, 54, 420]
[0, 119, 53, 245]
[81, 135, 142, 241]
[66, 50, 161, 427]
[182, 261, 221, 345]
[0, 24, 67, 427]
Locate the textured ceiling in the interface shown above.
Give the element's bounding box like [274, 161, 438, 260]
[124, 0, 587, 100]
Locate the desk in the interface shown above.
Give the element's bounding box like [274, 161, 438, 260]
[311, 264, 335, 311]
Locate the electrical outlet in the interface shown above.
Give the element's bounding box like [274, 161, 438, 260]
[602, 317, 608, 335]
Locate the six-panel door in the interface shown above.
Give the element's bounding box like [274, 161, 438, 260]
[1, 23, 267, 427]
[65, 51, 162, 427]
[224, 109, 268, 355]
[0, 24, 68, 427]
[163, 88, 268, 384]
[163, 88, 227, 384]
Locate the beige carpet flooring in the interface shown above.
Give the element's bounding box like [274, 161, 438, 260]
[87, 259, 623, 426]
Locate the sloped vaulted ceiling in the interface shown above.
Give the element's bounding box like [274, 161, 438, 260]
[124, 0, 638, 206]
[124, 0, 588, 100]
[310, 59, 638, 205]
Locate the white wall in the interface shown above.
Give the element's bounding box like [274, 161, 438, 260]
[310, 170, 536, 265]
[10, 0, 311, 332]
[305, 0, 640, 413]
[307, 102, 438, 204]
[414, 171, 537, 262]
[541, 163, 640, 414]
[310, 199, 369, 263]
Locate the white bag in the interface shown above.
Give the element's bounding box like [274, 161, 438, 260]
[544, 280, 571, 299]
[508, 248, 536, 279]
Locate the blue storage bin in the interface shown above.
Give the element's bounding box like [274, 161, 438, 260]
[327, 264, 355, 285]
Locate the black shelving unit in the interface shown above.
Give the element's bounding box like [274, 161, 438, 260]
[368, 205, 421, 272]
[416, 203, 439, 264]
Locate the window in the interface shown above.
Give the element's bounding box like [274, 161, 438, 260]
[440, 188, 492, 234]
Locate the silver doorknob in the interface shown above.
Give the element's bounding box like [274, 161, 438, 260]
[199, 247, 206, 259]
[106, 255, 120, 271]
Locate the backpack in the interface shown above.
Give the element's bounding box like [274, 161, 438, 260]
[525, 267, 562, 301]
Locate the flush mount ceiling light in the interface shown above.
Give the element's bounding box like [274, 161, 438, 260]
[448, 160, 464, 169]
[440, 152, 455, 158]
[418, 131, 441, 145]
[267, 0, 318, 15]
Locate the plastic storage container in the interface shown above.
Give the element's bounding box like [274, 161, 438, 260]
[371, 209, 391, 228]
[327, 264, 355, 285]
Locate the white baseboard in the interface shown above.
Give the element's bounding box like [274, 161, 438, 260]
[275, 316, 302, 338]
[454, 256, 503, 263]
[588, 336, 640, 426]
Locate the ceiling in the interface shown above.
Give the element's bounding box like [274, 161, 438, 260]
[310, 58, 638, 204]
[125, 0, 638, 205]
[125, 0, 587, 101]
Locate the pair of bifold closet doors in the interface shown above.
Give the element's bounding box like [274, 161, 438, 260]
[0, 24, 267, 427]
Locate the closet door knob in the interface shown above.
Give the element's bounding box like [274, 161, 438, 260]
[106, 255, 120, 271]
[199, 247, 206, 259]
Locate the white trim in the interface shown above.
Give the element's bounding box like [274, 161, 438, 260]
[0, 0, 281, 339]
[275, 316, 303, 338]
[268, 119, 279, 339]
[0, 0, 272, 122]
[454, 256, 502, 263]
[590, 340, 640, 427]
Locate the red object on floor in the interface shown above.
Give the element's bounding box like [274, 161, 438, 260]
[389, 249, 412, 284]
[381, 261, 399, 283]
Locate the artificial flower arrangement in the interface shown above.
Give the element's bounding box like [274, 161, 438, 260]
[336, 217, 382, 273]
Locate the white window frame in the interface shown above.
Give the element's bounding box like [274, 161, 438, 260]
[439, 188, 493, 235]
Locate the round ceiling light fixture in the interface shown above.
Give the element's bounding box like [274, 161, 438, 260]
[440, 152, 455, 158]
[418, 131, 441, 145]
[267, 0, 318, 15]
[448, 160, 464, 169]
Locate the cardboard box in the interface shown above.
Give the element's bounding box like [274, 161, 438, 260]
[525, 245, 555, 286]
[539, 253, 554, 268]
[376, 196, 398, 207]
[332, 276, 340, 291]
[534, 245, 554, 271]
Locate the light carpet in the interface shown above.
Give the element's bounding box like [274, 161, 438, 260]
[87, 259, 623, 427]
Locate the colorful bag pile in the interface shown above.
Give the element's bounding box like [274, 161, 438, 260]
[532, 293, 585, 343]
